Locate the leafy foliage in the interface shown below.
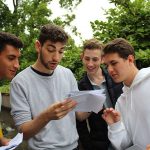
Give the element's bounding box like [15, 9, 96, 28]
[0, 0, 82, 92]
[61, 38, 83, 80]
[91, 0, 150, 68]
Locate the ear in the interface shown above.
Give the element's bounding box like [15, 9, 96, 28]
[80, 53, 84, 60]
[128, 55, 135, 63]
[35, 40, 41, 53]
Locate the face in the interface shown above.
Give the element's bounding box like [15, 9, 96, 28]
[103, 53, 133, 84]
[81, 49, 102, 76]
[0, 45, 21, 80]
[36, 40, 65, 73]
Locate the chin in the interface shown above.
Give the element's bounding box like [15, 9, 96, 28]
[87, 72, 95, 76]
[6, 76, 14, 80]
[6, 75, 15, 80]
[114, 78, 122, 83]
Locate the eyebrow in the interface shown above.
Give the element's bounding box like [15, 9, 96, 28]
[48, 44, 65, 50]
[7, 53, 21, 58]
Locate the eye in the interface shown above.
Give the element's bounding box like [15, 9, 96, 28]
[111, 62, 118, 66]
[92, 58, 99, 62]
[47, 45, 55, 52]
[47, 48, 55, 52]
[7, 56, 15, 61]
[59, 51, 64, 54]
[84, 57, 90, 61]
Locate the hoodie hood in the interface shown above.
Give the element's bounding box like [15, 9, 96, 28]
[122, 67, 150, 111]
[123, 67, 150, 92]
[114, 67, 150, 149]
[131, 67, 150, 88]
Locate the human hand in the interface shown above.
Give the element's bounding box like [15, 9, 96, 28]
[46, 99, 77, 120]
[102, 108, 120, 125]
[0, 137, 10, 146]
[146, 145, 150, 150]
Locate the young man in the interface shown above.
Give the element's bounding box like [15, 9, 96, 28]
[10, 24, 81, 150]
[0, 31, 23, 146]
[102, 38, 150, 150]
[76, 39, 123, 150]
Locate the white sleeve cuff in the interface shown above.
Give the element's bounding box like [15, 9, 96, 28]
[108, 121, 125, 133]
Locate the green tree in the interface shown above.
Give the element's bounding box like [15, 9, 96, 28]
[0, 0, 83, 92]
[61, 38, 83, 80]
[91, 0, 150, 68]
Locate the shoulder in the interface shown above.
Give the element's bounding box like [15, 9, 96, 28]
[56, 65, 72, 74]
[11, 67, 31, 83]
[55, 65, 76, 80]
[78, 73, 92, 90]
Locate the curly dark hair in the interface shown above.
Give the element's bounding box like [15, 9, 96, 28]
[38, 24, 69, 46]
[0, 32, 23, 52]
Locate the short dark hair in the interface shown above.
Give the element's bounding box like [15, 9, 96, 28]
[103, 38, 135, 59]
[83, 38, 104, 53]
[0, 32, 23, 52]
[38, 24, 69, 46]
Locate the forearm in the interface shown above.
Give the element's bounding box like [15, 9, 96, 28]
[108, 121, 132, 150]
[19, 110, 51, 140]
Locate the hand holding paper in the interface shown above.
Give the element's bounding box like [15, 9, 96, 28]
[0, 133, 23, 150]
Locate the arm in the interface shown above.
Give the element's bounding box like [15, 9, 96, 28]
[18, 99, 77, 140]
[102, 108, 132, 150]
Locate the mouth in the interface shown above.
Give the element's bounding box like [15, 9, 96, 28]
[50, 63, 58, 69]
[87, 67, 95, 72]
[111, 74, 118, 79]
[10, 70, 17, 74]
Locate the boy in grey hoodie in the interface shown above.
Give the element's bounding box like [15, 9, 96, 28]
[102, 38, 150, 150]
[10, 24, 87, 150]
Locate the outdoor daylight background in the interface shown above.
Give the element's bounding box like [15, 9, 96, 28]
[0, 1, 150, 149]
[0, 0, 150, 94]
[5, 0, 115, 44]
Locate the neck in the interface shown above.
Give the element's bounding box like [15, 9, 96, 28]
[124, 66, 139, 87]
[32, 60, 53, 74]
[88, 68, 104, 85]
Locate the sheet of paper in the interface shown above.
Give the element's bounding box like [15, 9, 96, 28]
[68, 90, 106, 113]
[0, 133, 23, 150]
[125, 144, 144, 150]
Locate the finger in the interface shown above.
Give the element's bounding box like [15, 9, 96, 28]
[109, 108, 114, 111]
[62, 98, 77, 105]
[62, 99, 72, 104]
[53, 102, 63, 109]
[112, 110, 120, 116]
[61, 101, 77, 111]
[57, 107, 73, 119]
[101, 114, 106, 120]
[103, 108, 113, 114]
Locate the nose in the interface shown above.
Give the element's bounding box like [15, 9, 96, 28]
[53, 52, 60, 62]
[87, 59, 94, 67]
[14, 59, 20, 70]
[107, 65, 114, 74]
